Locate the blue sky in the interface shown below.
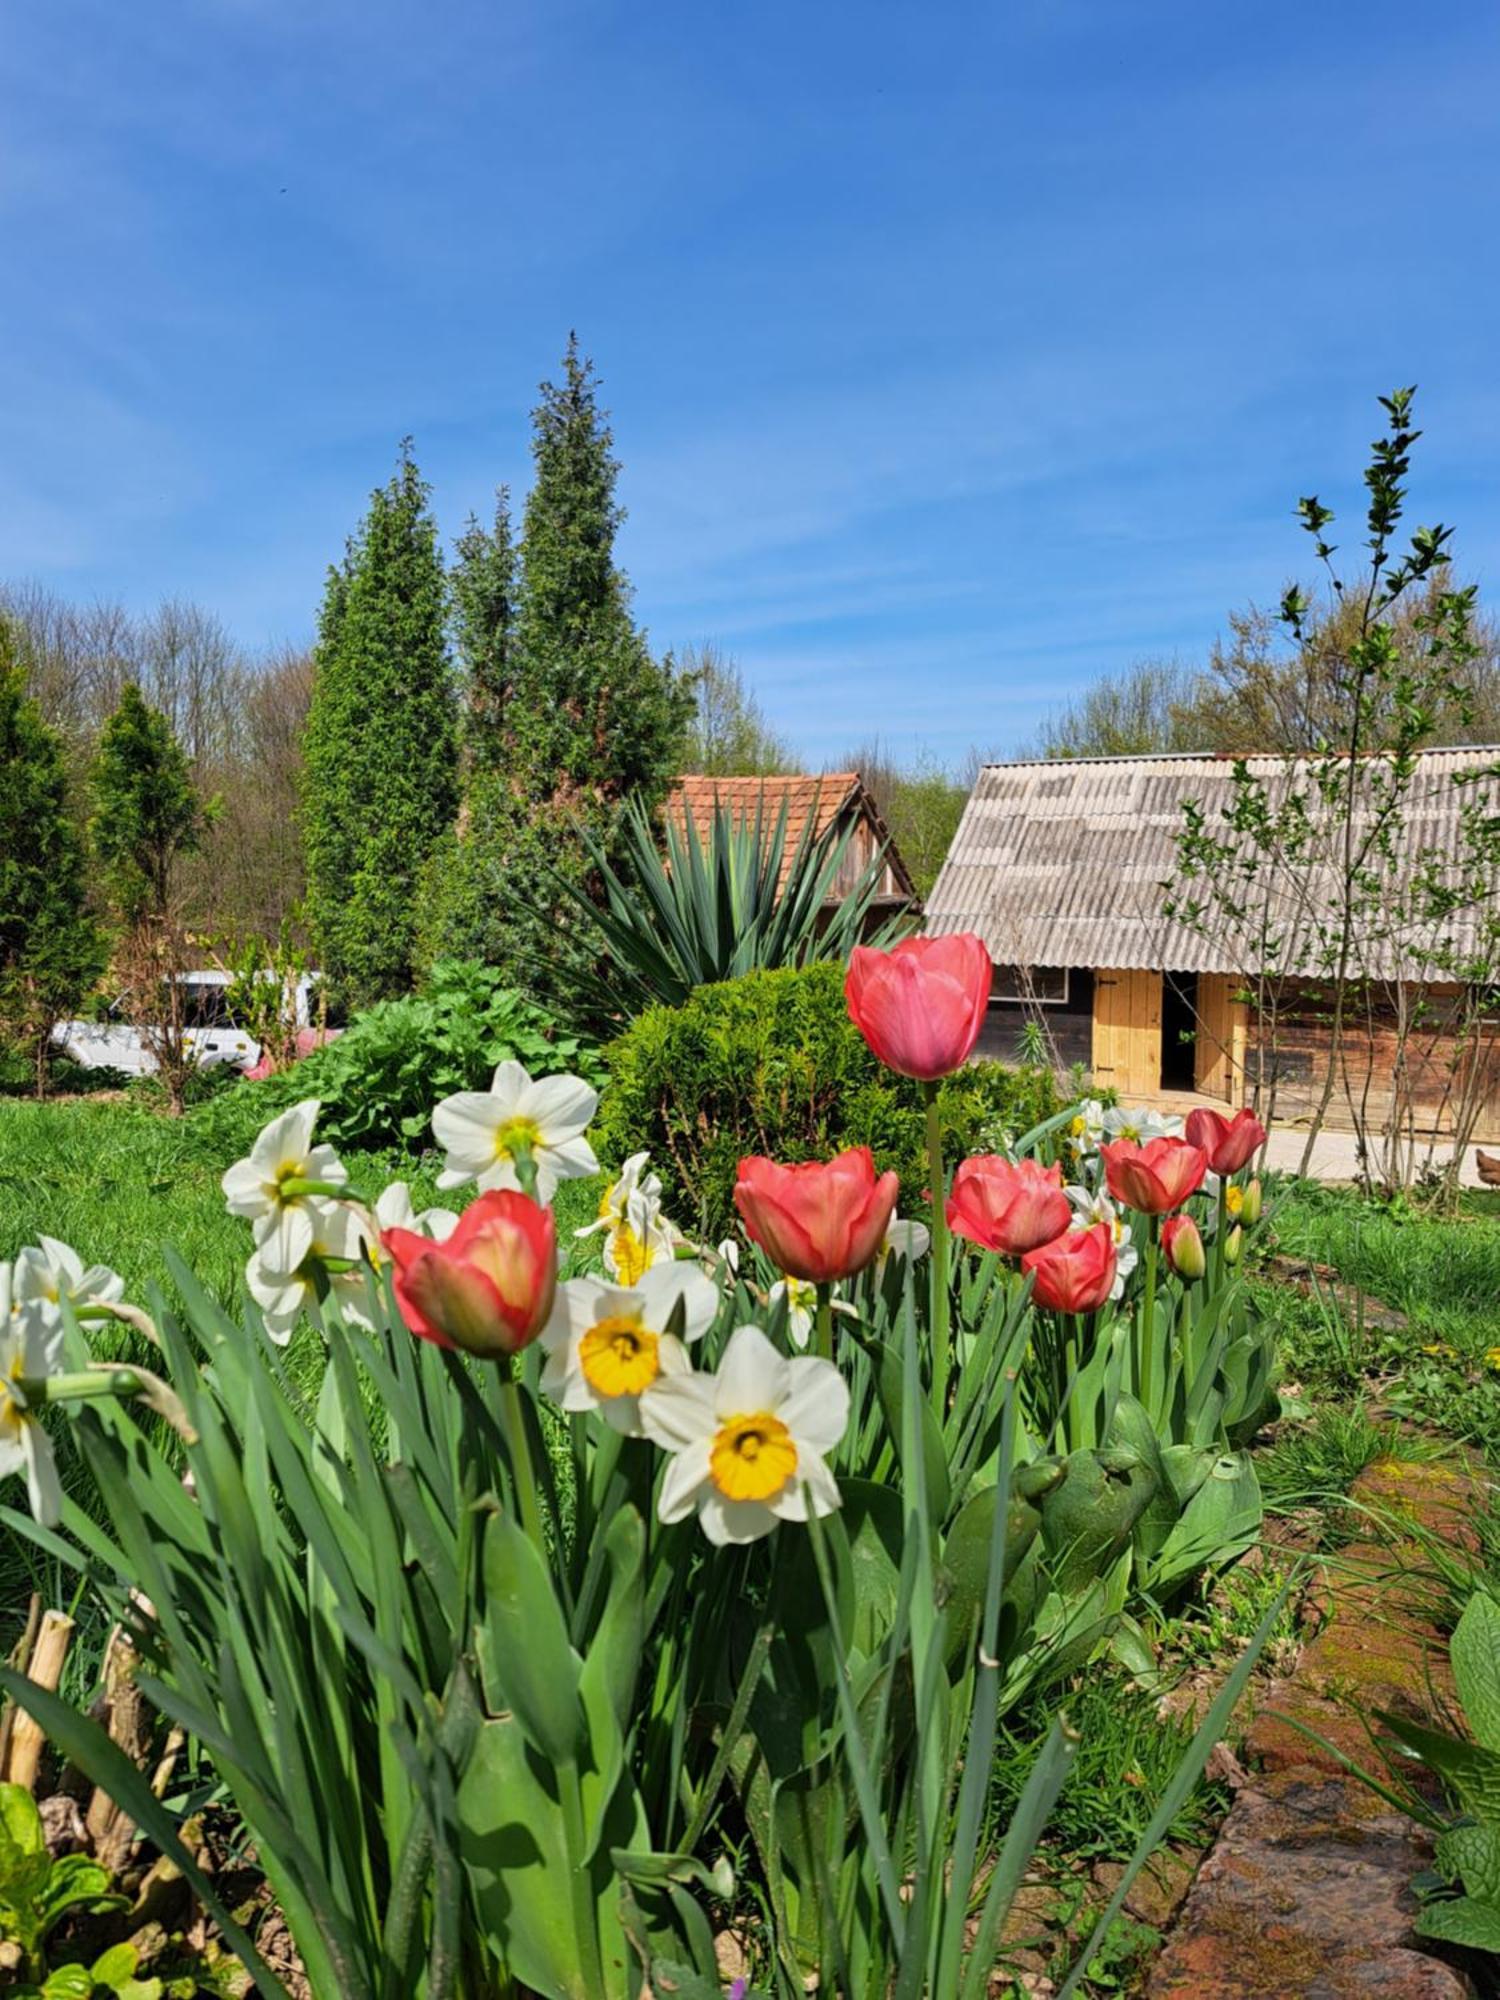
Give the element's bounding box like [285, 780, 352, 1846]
[4, 0, 1499, 765]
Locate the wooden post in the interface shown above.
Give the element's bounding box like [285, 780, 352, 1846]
[3, 1610, 75, 1792]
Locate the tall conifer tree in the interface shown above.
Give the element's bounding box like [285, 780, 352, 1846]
[0, 623, 103, 1092]
[303, 443, 457, 1004]
[429, 339, 691, 988]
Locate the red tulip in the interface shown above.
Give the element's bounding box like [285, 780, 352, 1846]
[734, 1148, 899, 1284]
[845, 934, 993, 1082]
[946, 1155, 1072, 1257]
[1022, 1223, 1117, 1314]
[1101, 1137, 1208, 1216]
[1162, 1213, 1206, 1282]
[1185, 1107, 1267, 1177]
[383, 1189, 556, 1358]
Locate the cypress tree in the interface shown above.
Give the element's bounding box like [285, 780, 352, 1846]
[91, 682, 205, 920]
[303, 442, 458, 1005]
[452, 488, 518, 772]
[0, 624, 104, 1092]
[442, 338, 692, 990]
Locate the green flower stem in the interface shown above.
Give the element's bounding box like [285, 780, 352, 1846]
[494, 1355, 548, 1563]
[815, 1285, 834, 1362]
[1062, 1314, 1081, 1456]
[22, 1368, 148, 1407]
[924, 1081, 951, 1410]
[1213, 1181, 1227, 1293]
[511, 1142, 540, 1202]
[277, 1176, 352, 1201]
[1138, 1218, 1160, 1410]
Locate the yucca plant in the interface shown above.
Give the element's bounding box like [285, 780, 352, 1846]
[554, 791, 910, 1021]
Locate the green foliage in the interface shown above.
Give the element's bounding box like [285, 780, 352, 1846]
[302, 442, 458, 1006]
[0, 1782, 125, 1975]
[435, 340, 693, 994]
[190, 959, 602, 1159]
[596, 960, 1059, 1238]
[1377, 1591, 1500, 1958]
[11, 1942, 162, 2000]
[451, 489, 518, 774]
[682, 643, 791, 776]
[558, 794, 907, 1028]
[0, 636, 104, 1080]
[89, 684, 204, 920]
[994, 1672, 1228, 1863]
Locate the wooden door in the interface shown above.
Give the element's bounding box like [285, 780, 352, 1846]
[1092, 969, 1163, 1098]
[1194, 974, 1248, 1104]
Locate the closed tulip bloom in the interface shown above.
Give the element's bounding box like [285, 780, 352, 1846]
[947, 1155, 1072, 1257]
[1021, 1222, 1117, 1314]
[1239, 1178, 1263, 1226]
[1101, 1137, 1208, 1216]
[734, 1149, 899, 1285]
[1162, 1213, 1206, 1282]
[1185, 1107, 1267, 1177]
[844, 934, 992, 1081]
[383, 1190, 556, 1358]
[1223, 1224, 1244, 1267]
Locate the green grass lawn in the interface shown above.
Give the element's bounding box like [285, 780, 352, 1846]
[0, 1093, 602, 1326]
[1253, 1177, 1500, 1462]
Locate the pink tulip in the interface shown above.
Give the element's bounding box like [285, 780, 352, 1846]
[1101, 1137, 1208, 1216]
[383, 1189, 556, 1358]
[946, 1155, 1072, 1257]
[1185, 1107, 1267, 1177]
[845, 934, 992, 1081]
[734, 1148, 899, 1284]
[1022, 1223, 1117, 1314]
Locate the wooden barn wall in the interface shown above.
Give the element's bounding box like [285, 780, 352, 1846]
[1246, 980, 1500, 1142]
[974, 969, 1095, 1071]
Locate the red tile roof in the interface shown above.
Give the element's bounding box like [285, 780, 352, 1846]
[664, 772, 916, 901]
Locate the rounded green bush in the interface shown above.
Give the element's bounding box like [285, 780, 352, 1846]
[594, 961, 1059, 1239]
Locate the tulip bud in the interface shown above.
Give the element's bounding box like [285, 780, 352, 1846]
[1240, 1178, 1263, 1226]
[1162, 1213, 1206, 1282]
[1222, 1224, 1244, 1267]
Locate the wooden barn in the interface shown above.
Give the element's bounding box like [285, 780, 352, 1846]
[926, 749, 1500, 1141]
[666, 772, 920, 919]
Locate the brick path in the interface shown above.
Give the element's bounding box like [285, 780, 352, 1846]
[1148, 1458, 1482, 1999]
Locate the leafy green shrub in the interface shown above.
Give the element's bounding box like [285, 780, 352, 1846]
[189, 959, 603, 1158]
[595, 960, 1059, 1237]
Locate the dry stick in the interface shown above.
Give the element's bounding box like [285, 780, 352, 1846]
[5, 1610, 75, 1792]
[0, 1595, 44, 1778]
[86, 1624, 154, 1872]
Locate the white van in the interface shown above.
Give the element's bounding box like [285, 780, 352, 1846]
[52, 970, 321, 1077]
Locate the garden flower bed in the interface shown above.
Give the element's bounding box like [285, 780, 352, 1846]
[0, 936, 1496, 1997]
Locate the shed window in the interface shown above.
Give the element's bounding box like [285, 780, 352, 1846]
[990, 965, 1069, 1006]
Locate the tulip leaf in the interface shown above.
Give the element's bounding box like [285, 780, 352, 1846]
[477, 1508, 584, 1767]
[459, 1712, 651, 1999]
[1146, 1452, 1261, 1596]
[868, 1338, 951, 1524]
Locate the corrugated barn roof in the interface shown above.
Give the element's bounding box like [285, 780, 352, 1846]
[926, 748, 1500, 979]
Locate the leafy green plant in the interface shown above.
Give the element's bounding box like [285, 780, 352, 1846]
[0, 1782, 127, 1982]
[596, 961, 1058, 1238]
[552, 789, 907, 1025]
[12, 1941, 162, 2000]
[190, 959, 601, 1159]
[1367, 1590, 1500, 1956]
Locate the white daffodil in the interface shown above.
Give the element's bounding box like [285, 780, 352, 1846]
[0, 1264, 64, 1526]
[12, 1236, 125, 1320]
[1064, 1098, 1108, 1159]
[1102, 1104, 1182, 1146]
[221, 1100, 349, 1271]
[879, 1217, 931, 1269]
[576, 1151, 679, 1284]
[539, 1261, 719, 1434]
[640, 1323, 849, 1546]
[766, 1276, 859, 1351]
[432, 1061, 599, 1204]
[245, 1201, 371, 1346]
[375, 1182, 459, 1242]
[1066, 1184, 1139, 1299]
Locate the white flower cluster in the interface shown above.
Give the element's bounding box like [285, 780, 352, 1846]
[1, 1237, 126, 1525]
[220, 1065, 856, 1547]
